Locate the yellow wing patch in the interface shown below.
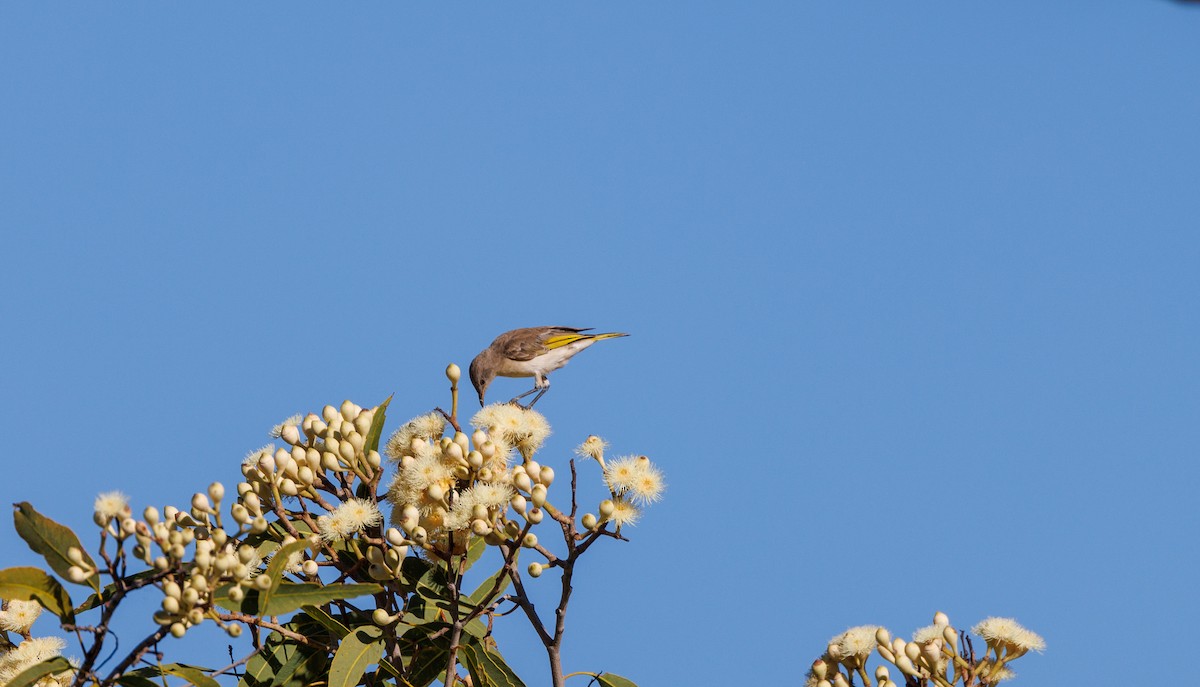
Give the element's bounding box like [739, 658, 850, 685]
[542, 334, 591, 350]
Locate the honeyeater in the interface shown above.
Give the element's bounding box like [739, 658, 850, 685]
[468, 326, 628, 407]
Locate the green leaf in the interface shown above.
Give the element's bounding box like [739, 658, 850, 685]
[398, 630, 450, 687]
[12, 502, 100, 592]
[265, 582, 382, 616]
[239, 615, 333, 687]
[459, 637, 526, 687]
[596, 674, 639, 687]
[116, 675, 161, 687]
[329, 625, 385, 687]
[466, 566, 511, 608]
[301, 603, 351, 638]
[156, 664, 220, 687]
[258, 539, 312, 614]
[214, 582, 381, 617]
[5, 657, 72, 687]
[0, 566, 74, 623]
[462, 535, 487, 572]
[363, 394, 393, 454]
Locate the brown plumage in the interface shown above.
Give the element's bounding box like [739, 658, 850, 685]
[468, 326, 629, 407]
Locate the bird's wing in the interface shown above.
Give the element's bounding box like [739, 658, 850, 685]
[496, 326, 591, 361]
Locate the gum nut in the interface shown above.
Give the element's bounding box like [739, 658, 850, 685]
[468, 450, 484, 469]
[354, 413, 372, 435]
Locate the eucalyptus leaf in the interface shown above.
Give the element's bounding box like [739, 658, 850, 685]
[12, 502, 99, 592]
[596, 673, 639, 687]
[0, 566, 74, 623]
[329, 626, 385, 687]
[459, 637, 526, 687]
[5, 657, 72, 687]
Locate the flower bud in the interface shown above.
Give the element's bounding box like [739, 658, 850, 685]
[525, 461, 541, 481]
[942, 625, 958, 648]
[832, 674, 849, 687]
[297, 466, 315, 485]
[472, 429, 487, 446]
[121, 518, 137, 535]
[208, 482, 225, 504]
[427, 484, 446, 502]
[581, 513, 597, 530]
[161, 596, 180, 614]
[144, 507, 160, 525]
[251, 517, 269, 534]
[227, 624, 243, 638]
[279, 479, 299, 497]
[191, 493, 212, 514]
[598, 499, 615, 518]
[876, 627, 890, 646]
[467, 450, 484, 470]
[472, 519, 492, 536]
[530, 484, 548, 508]
[933, 611, 950, 626]
[372, 608, 396, 626]
[539, 466, 555, 486]
[340, 400, 360, 421]
[302, 559, 319, 576]
[514, 473, 533, 492]
[875, 666, 889, 682]
[811, 659, 827, 680]
[526, 507, 544, 524]
[446, 363, 461, 383]
[522, 533, 538, 548]
[904, 642, 920, 662]
[366, 450, 382, 469]
[510, 495, 528, 514]
[281, 425, 301, 445]
[170, 622, 187, 638]
[254, 575, 273, 591]
[228, 586, 246, 602]
[527, 562, 543, 578]
[67, 547, 86, 565]
[354, 413, 373, 436]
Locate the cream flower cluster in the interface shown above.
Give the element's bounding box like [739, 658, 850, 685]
[808, 611, 1044, 687]
[384, 405, 531, 557]
[241, 401, 384, 512]
[0, 635, 74, 686]
[78, 399, 392, 640]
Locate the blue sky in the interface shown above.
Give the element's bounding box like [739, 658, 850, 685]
[2, 2, 1198, 684]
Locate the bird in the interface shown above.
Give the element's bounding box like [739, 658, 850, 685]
[468, 326, 629, 408]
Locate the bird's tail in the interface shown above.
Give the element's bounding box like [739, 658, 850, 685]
[542, 331, 629, 350]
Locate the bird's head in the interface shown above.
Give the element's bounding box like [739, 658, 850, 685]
[468, 355, 493, 407]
